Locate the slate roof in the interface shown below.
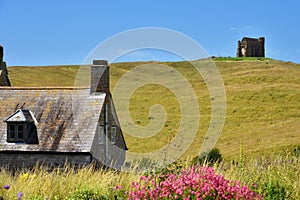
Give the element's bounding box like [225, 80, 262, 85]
[0, 87, 105, 152]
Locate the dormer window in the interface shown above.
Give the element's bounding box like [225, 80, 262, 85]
[4, 109, 39, 144]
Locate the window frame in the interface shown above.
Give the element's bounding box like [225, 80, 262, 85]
[17, 124, 25, 140]
[7, 123, 27, 143]
[8, 124, 16, 140]
[98, 125, 104, 145]
[111, 126, 117, 144]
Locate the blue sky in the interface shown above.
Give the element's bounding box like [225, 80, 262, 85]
[1, 0, 300, 66]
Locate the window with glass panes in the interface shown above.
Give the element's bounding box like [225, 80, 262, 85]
[7, 123, 26, 142]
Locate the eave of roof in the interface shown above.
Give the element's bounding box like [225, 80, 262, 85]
[0, 86, 89, 90]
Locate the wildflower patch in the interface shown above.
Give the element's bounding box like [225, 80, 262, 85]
[127, 165, 261, 200]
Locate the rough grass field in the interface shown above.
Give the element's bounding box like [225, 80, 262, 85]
[0, 153, 299, 199]
[7, 59, 300, 161]
[4, 59, 300, 199]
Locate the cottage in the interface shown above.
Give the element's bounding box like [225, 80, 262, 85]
[0, 59, 127, 169]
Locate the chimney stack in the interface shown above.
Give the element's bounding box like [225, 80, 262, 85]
[90, 60, 109, 94]
[0, 45, 3, 62]
[0, 44, 11, 86]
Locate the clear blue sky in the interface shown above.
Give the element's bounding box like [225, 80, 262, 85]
[1, 0, 300, 66]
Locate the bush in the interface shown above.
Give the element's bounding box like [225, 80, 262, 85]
[66, 186, 108, 200]
[263, 180, 288, 200]
[293, 145, 300, 156]
[191, 148, 223, 166]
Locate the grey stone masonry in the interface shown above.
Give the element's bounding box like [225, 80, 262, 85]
[0, 44, 11, 86]
[0, 45, 3, 59]
[236, 37, 265, 57]
[0, 152, 92, 168]
[90, 60, 109, 94]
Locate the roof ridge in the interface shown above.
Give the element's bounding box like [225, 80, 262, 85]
[0, 86, 89, 90]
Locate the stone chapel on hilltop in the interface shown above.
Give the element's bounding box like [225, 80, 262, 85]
[236, 37, 265, 57]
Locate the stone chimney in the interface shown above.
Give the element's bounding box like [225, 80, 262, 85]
[0, 45, 3, 61]
[90, 60, 109, 94]
[0, 44, 11, 86]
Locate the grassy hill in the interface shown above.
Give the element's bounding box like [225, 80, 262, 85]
[7, 59, 300, 161]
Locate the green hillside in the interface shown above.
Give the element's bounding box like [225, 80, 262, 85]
[7, 59, 300, 160]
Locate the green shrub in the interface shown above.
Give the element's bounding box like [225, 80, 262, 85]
[66, 186, 108, 200]
[293, 145, 300, 156]
[191, 147, 223, 166]
[262, 180, 288, 200]
[213, 56, 273, 61]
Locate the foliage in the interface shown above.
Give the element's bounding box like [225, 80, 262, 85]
[127, 165, 261, 200]
[292, 145, 300, 156]
[153, 160, 186, 176]
[66, 186, 108, 200]
[219, 153, 300, 200]
[125, 157, 158, 173]
[191, 148, 223, 166]
[0, 153, 299, 199]
[212, 56, 273, 61]
[263, 180, 287, 200]
[0, 165, 138, 200]
[4, 60, 300, 199]
[0, 184, 23, 200]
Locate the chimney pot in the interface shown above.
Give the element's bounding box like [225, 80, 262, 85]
[93, 60, 108, 66]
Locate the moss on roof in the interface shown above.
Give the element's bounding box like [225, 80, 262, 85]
[0, 88, 105, 152]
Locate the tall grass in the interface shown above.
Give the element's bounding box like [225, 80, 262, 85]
[0, 153, 299, 199]
[4, 60, 300, 199]
[0, 165, 139, 199]
[218, 154, 300, 199]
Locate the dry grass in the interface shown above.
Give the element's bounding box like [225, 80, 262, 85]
[7, 59, 300, 161]
[0, 165, 140, 199]
[0, 153, 299, 199]
[215, 153, 300, 199]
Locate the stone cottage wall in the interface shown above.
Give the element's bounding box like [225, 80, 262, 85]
[0, 152, 92, 168]
[91, 95, 126, 170]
